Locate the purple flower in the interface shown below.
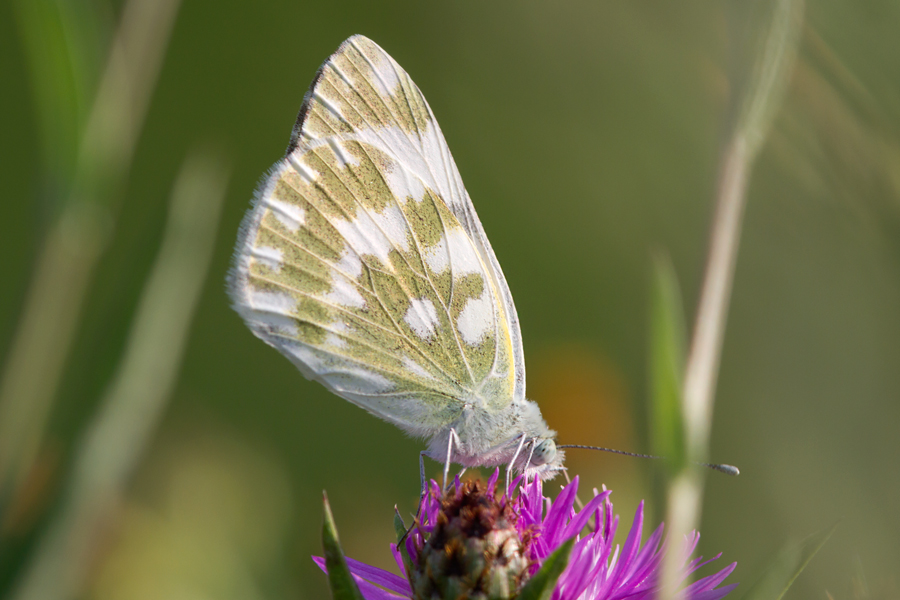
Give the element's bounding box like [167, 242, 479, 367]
[315, 472, 737, 600]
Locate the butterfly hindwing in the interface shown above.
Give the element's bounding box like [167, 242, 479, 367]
[230, 36, 525, 436]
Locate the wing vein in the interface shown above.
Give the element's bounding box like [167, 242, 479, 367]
[336, 46, 455, 221]
[300, 135, 480, 386]
[296, 75, 484, 385]
[258, 318, 461, 390]
[312, 64, 487, 385]
[248, 272, 462, 384]
[272, 156, 476, 384]
[309, 147, 479, 385]
[257, 222, 373, 294]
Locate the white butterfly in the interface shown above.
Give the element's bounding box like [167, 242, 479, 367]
[229, 35, 563, 479]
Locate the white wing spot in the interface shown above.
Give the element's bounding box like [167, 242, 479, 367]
[368, 55, 401, 97]
[288, 155, 317, 184]
[350, 122, 464, 214]
[418, 122, 466, 212]
[283, 342, 394, 393]
[337, 367, 394, 393]
[423, 233, 449, 274]
[445, 228, 482, 275]
[314, 91, 345, 122]
[333, 247, 364, 280]
[383, 159, 426, 204]
[324, 274, 366, 309]
[248, 288, 295, 315]
[402, 356, 434, 380]
[327, 138, 359, 168]
[324, 320, 352, 349]
[371, 203, 410, 253]
[329, 320, 351, 334]
[457, 287, 492, 346]
[251, 246, 283, 271]
[265, 197, 305, 232]
[243, 289, 299, 337]
[333, 212, 395, 265]
[324, 247, 365, 308]
[324, 332, 348, 350]
[403, 298, 439, 340]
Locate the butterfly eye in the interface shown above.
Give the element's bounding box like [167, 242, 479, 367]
[531, 439, 557, 466]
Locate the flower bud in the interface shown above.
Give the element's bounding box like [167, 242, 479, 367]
[411, 480, 528, 600]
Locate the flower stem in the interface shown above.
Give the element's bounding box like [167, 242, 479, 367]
[660, 0, 805, 597]
[8, 150, 228, 600]
[0, 0, 182, 507]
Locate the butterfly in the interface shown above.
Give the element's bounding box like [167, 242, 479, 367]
[229, 35, 563, 480]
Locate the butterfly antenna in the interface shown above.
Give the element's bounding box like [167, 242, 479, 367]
[557, 444, 740, 476]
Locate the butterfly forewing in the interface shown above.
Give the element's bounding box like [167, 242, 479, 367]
[230, 36, 525, 436]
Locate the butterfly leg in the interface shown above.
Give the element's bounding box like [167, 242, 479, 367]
[524, 438, 537, 474]
[419, 451, 428, 497]
[505, 435, 527, 493]
[401, 450, 438, 546]
[442, 428, 461, 490]
[396, 451, 431, 545]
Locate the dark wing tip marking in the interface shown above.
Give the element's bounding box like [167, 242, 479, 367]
[288, 36, 375, 155]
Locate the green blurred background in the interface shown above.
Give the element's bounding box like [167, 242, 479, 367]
[2, 1, 899, 599]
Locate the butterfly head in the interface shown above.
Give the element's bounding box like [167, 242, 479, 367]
[531, 438, 557, 465]
[525, 437, 566, 480]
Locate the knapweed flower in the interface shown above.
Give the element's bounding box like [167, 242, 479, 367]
[315, 471, 737, 600]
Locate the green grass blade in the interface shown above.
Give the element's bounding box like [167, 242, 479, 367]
[7, 150, 229, 600]
[740, 523, 838, 600]
[649, 253, 688, 474]
[393, 506, 407, 542]
[12, 0, 108, 191]
[322, 492, 366, 600]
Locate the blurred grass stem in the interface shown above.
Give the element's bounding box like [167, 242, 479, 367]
[10, 151, 228, 600]
[681, 139, 750, 462]
[660, 0, 804, 597]
[0, 0, 182, 505]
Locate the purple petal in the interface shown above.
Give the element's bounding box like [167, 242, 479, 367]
[345, 556, 412, 596]
[312, 556, 327, 573]
[525, 495, 544, 529]
[607, 500, 645, 588]
[486, 468, 500, 496]
[352, 574, 411, 600]
[555, 537, 593, 599]
[404, 535, 418, 567]
[504, 474, 525, 500]
[684, 552, 724, 578]
[517, 479, 546, 542]
[692, 583, 739, 600]
[679, 531, 701, 563]
[311, 556, 412, 597]
[603, 495, 616, 540]
[561, 489, 611, 541]
[683, 554, 705, 574]
[623, 523, 665, 585]
[683, 562, 737, 594]
[388, 544, 407, 577]
[542, 477, 580, 547]
[556, 512, 619, 600]
[396, 476, 737, 600]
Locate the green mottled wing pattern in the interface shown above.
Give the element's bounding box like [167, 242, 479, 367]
[229, 35, 525, 438]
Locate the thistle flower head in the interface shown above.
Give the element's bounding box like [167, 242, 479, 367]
[407, 477, 529, 599]
[315, 471, 737, 600]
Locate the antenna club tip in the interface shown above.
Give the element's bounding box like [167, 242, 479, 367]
[719, 464, 740, 476]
